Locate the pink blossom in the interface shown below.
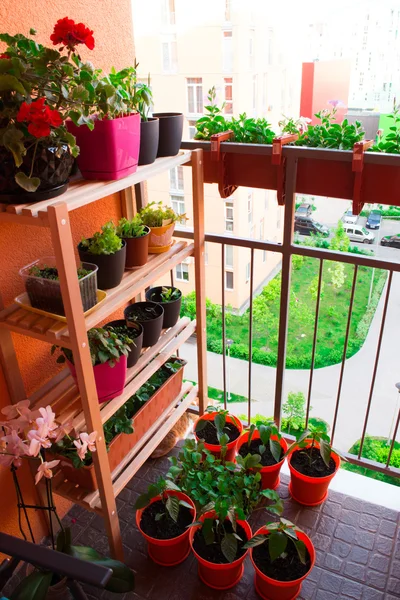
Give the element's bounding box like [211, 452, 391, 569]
[36, 406, 57, 433]
[0, 430, 29, 467]
[27, 422, 51, 456]
[35, 460, 60, 484]
[73, 439, 88, 461]
[79, 431, 97, 453]
[1, 400, 31, 421]
[50, 421, 73, 443]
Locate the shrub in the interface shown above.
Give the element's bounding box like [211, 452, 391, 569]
[343, 436, 400, 487]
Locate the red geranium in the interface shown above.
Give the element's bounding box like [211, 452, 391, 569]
[50, 17, 95, 51]
[0, 52, 10, 59]
[17, 98, 62, 138]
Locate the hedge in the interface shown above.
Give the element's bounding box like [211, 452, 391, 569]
[342, 436, 400, 487]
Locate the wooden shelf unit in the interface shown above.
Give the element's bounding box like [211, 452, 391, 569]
[0, 149, 207, 561]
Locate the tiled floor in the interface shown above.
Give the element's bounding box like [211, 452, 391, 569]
[4, 443, 400, 600]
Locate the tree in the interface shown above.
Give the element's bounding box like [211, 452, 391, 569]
[330, 220, 350, 253]
[309, 276, 325, 301]
[329, 262, 346, 290]
[282, 391, 306, 435]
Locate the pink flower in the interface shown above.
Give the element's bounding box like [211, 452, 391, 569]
[79, 431, 97, 452]
[50, 421, 73, 443]
[1, 400, 31, 421]
[73, 439, 88, 461]
[27, 422, 51, 456]
[0, 430, 29, 467]
[35, 460, 60, 484]
[36, 406, 57, 435]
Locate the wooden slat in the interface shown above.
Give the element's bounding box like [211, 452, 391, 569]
[7, 308, 29, 325]
[32, 316, 57, 333]
[18, 311, 43, 329]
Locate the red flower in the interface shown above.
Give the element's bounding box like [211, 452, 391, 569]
[0, 52, 10, 59]
[50, 17, 95, 51]
[16, 98, 63, 139]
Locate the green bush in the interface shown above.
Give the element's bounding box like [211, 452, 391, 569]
[342, 436, 400, 487]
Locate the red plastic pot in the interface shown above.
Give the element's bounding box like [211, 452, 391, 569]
[67, 113, 140, 180]
[189, 511, 252, 590]
[288, 442, 340, 506]
[236, 431, 288, 490]
[249, 526, 315, 600]
[66, 355, 127, 403]
[136, 490, 195, 566]
[193, 412, 243, 462]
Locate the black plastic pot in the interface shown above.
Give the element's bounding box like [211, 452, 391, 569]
[153, 113, 184, 157]
[78, 240, 126, 290]
[145, 286, 182, 329]
[124, 301, 164, 347]
[138, 118, 159, 166]
[105, 319, 143, 368]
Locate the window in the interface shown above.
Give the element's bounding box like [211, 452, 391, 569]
[248, 191, 253, 224]
[252, 75, 257, 112]
[188, 120, 197, 139]
[161, 0, 175, 26]
[225, 245, 234, 268]
[176, 261, 189, 281]
[187, 78, 203, 114]
[225, 270, 234, 290]
[225, 0, 231, 21]
[249, 33, 255, 69]
[224, 77, 233, 114]
[169, 166, 184, 191]
[170, 194, 185, 216]
[162, 35, 177, 72]
[225, 200, 234, 231]
[223, 30, 233, 73]
[204, 242, 209, 265]
[245, 262, 250, 282]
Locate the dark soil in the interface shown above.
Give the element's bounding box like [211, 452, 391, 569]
[238, 438, 283, 466]
[140, 500, 193, 540]
[127, 306, 162, 321]
[252, 537, 311, 581]
[109, 324, 141, 338]
[196, 420, 240, 445]
[291, 447, 336, 478]
[193, 521, 248, 564]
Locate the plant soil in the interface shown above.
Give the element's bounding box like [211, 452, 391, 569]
[238, 438, 283, 466]
[140, 500, 193, 540]
[252, 538, 311, 581]
[193, 521, 247, 564]
[108, 324, 141, 338]
[197, 420, 240, 445]
[127, 306, 161, 321]
[291, 447, 336, 478]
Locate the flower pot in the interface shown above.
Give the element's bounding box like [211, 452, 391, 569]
[20, 257, 98, 317]
[138, 117, 159, 166]
[193, 412, 243, 462]
[288, 442, 341, 506]
[236, 431, 288, 490]
[105, 319, 143, 368]
[145, 286, 182, 329]
[77, 240, 126, 290]
[122, 226, 150, 268]
[124, 301, 164, 347]
[153, 112, 183, 157]
[136, 490, 195, 566]
[148, 222, 175, 253]
[67, 355, 127, 404]
[0, 143, 74, 204]
[67, 113, 140, 180]
[189, 511, 252, 590]
[249, 527, 316, 600]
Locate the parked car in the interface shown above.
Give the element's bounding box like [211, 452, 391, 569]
[295, 203, 313, 217]
[294, 216, 329, 237]
[343, 224, 375, 244]
[366, 210, 382, 230]
[342, 209, 358, 225]
[380, 234, 400, 248]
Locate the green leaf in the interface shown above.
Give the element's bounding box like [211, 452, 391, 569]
[134, 493, 150, 509]
[294, 539, 307, 565]
[179, 499, 193, 511]
[221, 533, 238, 563]
[246, 453, 262, 468]
[2, 128, 26, 167]
[166, 494, 180, 522]
[202, 518, 215, 545]
[154, 512, 164, 521]
[243, 534, 267, 548]
[214, 413, 226, 435]
[219, 433, 229, 446]
[66, 545, 135, 593]
[10, 570, 52, 600]
[319, 437, 331, 468]
[269, 531, 288, 562]
[0, 73, 26, 94]
[269, 439, 282, 463]
[15, 172, 40, 192]
[195, 419, 208, 433]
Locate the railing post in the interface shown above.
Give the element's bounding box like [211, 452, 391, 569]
[274, 155, 297, 427]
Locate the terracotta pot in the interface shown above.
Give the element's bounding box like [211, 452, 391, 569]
[153, 112, 183, 157]
[189, 510, 252, 590]
[249, 526, 316, 600]
[105, 320, 143, 368]
[66, 355, 127, 404]
[124, 301, 164, 346]
[67, 114, 140, 180]
[78, 240, 126, 290]
[123, 226, 150, 268]
[145, 286, 182, 329]
[236, 431, 288, 490]
[136, 490, 195, 566]
[138, 117, 159, 166]
[148, 222, 175, 253]
[288, 441, 340, 506]
[193, 412, 243, 462]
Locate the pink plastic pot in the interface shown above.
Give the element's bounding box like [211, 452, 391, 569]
[236, 431, 288, 490]
[136, 490, 196, 566]
[67, 113, 140, 180]
[189, 511, 252, 590]
[193, 412, 243, 462]
[67, 356, 127, 403]
[249, 526, 316, 600]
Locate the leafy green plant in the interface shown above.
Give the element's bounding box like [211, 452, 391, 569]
[372, 106, 400, 154]
[195, 406, 231, 446]
[134, 477, 192, 523]
[156, 286, 181, 302]
[244, 518, 306, 564]
[244, 422, 282, 463]
[282, 392, 306, 436]
[230, 113, 275, 144]
[286, 428, 346, 469]
[28, 265, 92, 280]
[132, 65, 153, 121]
[139, 201, 183, 227]
[80, 221, 122, 255]
[116, 215, 147, 238]
[194, 86, 229, 140]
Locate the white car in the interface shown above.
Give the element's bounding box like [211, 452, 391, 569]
[343, 224, 375, 244]
[342, 209, 358, 225]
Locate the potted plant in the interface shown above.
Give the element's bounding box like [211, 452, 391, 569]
[133, 68, 159, 166]
[139, 202, 183, 253]
[152, 112, 184, 158]
[193, 406, 243, 461]
[116, 215, 150, 268]
[236, 422, 288, 490]
[105, 320, 143, 368]
[51, 327, 132, 403]
[78, 221, 126, 289]
[286, 428, 343, 506]
[245, 518, 315, 600]
[124, 301, 164, 347]
[145, 285, 182, 328]
[19, 257, 98, 317]
[135, 477, 195, 566]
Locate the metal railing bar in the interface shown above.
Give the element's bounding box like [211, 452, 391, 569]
[221, 244, 227, 410]
[331, 265, 359, 443]
[386, 408, 400, 467]
[305, 259, 324, 429]
[358, 271, 393, 458]
[247, 248, 255, 427]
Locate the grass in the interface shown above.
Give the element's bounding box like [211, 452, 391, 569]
[342, 436, 400, 488]
[184, 380, 248, 403]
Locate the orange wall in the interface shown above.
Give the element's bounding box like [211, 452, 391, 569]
[0, 0, 135, 545]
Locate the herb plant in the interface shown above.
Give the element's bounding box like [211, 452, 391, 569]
[132, 64, 153, 121]
[139, 202, 183, 228]
[29, 265, 92, 280]
[155, 286, 181, 303]
[194, 86, 230, 139]
[135, 477, 192, 523]
[371, 106, 400, 154]
[286, 427, 346, 469]
[80, 222, 122, 255]
[244, 518, 307, 565]
[116, 215, 148, 238]
[195, 406, 231, 446]
[244, 422, 282, 463]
